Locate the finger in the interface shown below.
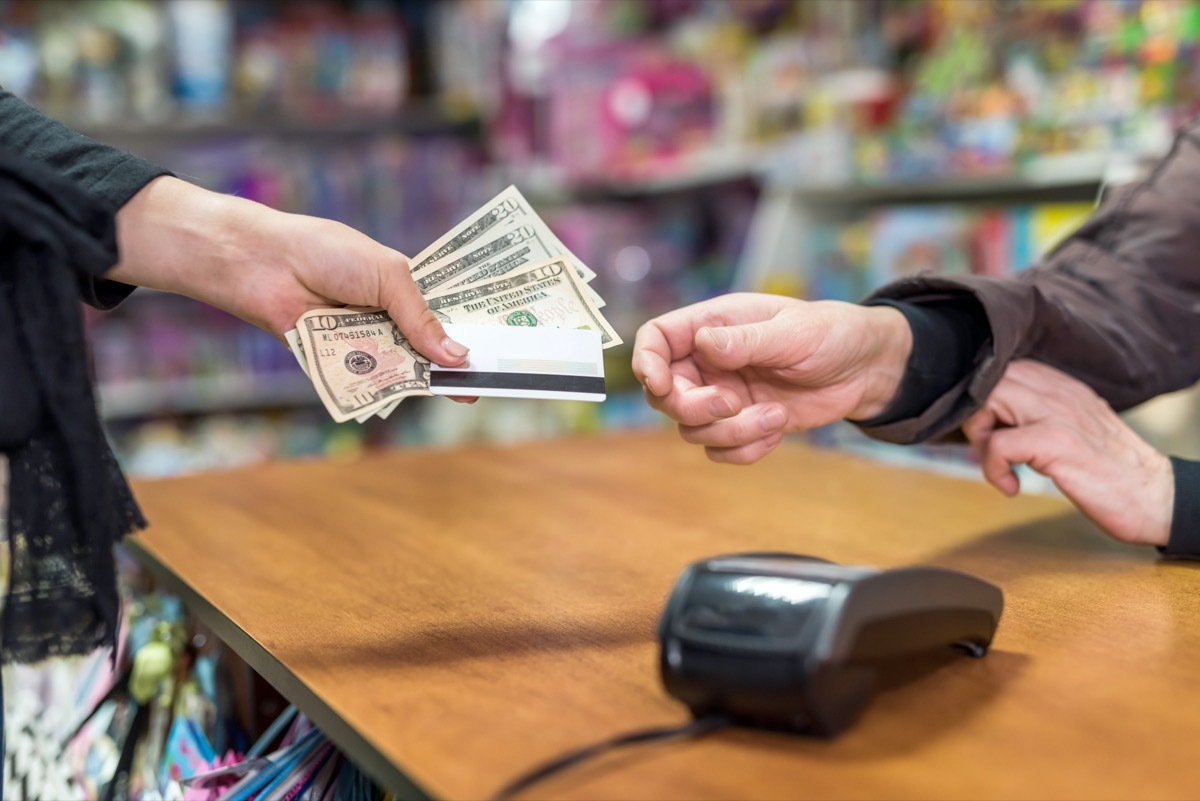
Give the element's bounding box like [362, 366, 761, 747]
[962, 406, 999, 452]
[977, 422, 1068, 497]
[693, 317, 798, 373]
[640, 357, 700, 407]
[632, 322, 675, 397]
[447, 396, 479, 404]
[647, 373, 742, 426]
[634, 311, 720, 397]
[973, 371, 1053, 432]
[705, 431, 786, 465]
[380, 252, 468, 367]
[677, 404, 788, 449]
[669, 354, 705, 387]
[978, 433, 1023, 496]
[635, 294, 798, 394]
[644, 382, 739, 423]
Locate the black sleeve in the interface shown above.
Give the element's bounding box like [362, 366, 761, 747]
[854, 298, 1199, 557]
[860, 117, 1200, 446]
[0, 87, 172, 308]
[851, 297, 993, 427]
[1161, 458, 1200, 558]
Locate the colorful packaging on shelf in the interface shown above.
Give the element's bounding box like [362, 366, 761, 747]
[802, 200, 1097, 302]
[166, 0, 233, 114]
[545, 39, 718, 181]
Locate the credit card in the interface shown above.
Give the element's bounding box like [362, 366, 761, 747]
[429, 323, 605, 402]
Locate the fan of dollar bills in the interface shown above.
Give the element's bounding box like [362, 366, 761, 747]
[283, 186, 622, 423]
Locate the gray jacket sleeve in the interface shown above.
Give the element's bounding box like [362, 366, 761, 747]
[859, 115, 1200, 444]
[0, 87, 170, 308]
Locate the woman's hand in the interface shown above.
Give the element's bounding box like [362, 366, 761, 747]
[109, 176, 468, 366]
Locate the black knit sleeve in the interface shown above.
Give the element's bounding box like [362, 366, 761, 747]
[851, 297, 992, 427]
[1160, 457, 1200, 558]
[0, 87, 172, 308]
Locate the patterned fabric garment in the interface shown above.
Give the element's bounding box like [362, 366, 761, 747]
[1, 455, 8, 598]
[1, 454, 7, 801]
[0, 152, 146, 665]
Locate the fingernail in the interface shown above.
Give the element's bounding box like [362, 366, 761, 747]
[710, 396, 733, 417]
[704, 327, 730, 351]
[761, 407, 786, 432]
[442, 337, 469, 359]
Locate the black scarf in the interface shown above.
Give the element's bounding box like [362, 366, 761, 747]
[0, 150, 146, 664]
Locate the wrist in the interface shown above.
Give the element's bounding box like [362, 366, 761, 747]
[851, 305, 913, 420]
[1139, 450, 1176, 548]
[110, 176, 283, 308]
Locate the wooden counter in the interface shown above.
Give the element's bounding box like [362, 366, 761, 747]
[127, 432, 1200, 800]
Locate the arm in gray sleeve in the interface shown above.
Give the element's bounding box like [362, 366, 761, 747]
[860, 115, 1200, 445]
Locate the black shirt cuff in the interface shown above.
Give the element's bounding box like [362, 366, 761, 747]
[852, 297, 992, 427]
[81, 167, 169, 310]
[1159, 457, 1200, 558]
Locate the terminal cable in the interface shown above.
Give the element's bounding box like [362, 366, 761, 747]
[491, 714, 731, 800]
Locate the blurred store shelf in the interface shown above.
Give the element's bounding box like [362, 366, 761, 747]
[507, 147, 764, 201]
[99, 373, 316, 420]
[764, 150, 1130, 206]
[71, 100, 481, 146]
[779, 170, 1104, 205]
[507, 146, 1125, 206]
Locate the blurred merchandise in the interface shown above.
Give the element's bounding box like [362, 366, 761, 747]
[545, 39, 718, 182]
[2, 0, 412, 125]
[1029, 202, 1097, 257]
[485, 0, 1200, 187]
[86, 294, 293, 391]
[798, 199, 1094, 483]
[2, 553, 388, 800]
[429, 0, 506, 120]
[145, 136, 483, 254]
[547, 184, 756, 338]
[0, 5, 38, 98]
[7, 0, 1200, 175]
[4, 0, 1195, 479]
[167, 0, 232, 116]
[804, 202, 1095, 301]
[232, 0, 409, 122]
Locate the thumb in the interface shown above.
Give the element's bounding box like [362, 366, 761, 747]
[381, 253, 468, 367]
[695, 320, 794, 372]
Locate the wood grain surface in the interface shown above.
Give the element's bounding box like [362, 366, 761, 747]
[128, 432, 1200, 800]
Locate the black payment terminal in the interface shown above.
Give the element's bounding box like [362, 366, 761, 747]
[658, 553, 1003, 736]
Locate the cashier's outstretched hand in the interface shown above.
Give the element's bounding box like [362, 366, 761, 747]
[107, 176, 469, 367]
[963, 360, 1174, 547]
[633, 293, 912, 464]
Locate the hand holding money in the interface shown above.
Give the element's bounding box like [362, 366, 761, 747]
[285, 187, 622, 423]
[106, 174, 471, 371]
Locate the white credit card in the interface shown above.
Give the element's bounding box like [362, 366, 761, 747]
[429, 324, 606, 402]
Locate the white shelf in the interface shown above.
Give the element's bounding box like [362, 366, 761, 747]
[70, 100, 481, 144]
[507, 147, 763, 200]
[780, 172, 1104, 204]
[732, 150, 1135, 291]
[765, 150, 1138, 205]
[508, 145, 1127, 205]
[99, 373, 316, 420]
